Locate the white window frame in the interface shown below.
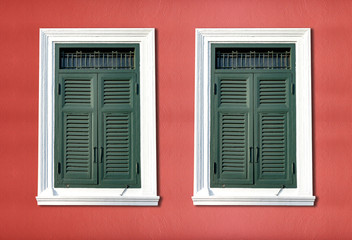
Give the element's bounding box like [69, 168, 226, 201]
[36, 28, 159, 206]
[192, 28, 315, 206]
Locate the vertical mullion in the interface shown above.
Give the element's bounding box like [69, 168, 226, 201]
[97, 73, 105, 186]
[212, 74, 217, 181]
[55, 73, 63, 185]
[253, 73, 259, 186]
[248, 74, 255, 185]
[91, 74, 99, 185]
[94, 73, 100, 185]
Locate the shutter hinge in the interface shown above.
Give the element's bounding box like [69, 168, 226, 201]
[136, 162, 140, 174]
[135, 83, 139, 95]
[58, 162, 61, 174]
[291, 83, 295, 95]
[214, 83, 217, 95]
[58, 83, 61, 95]
[292, 162, 296, 174]
[213, 162, 217, 174]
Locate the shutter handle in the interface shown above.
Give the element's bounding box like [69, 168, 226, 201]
[94, 147, 97, 163]
[256, 147, 260, 163]
[100, 147, 104, 163]
[136, 162, 140, 174]
[249, 147, 253, 163]
[135, 82, 139, 95]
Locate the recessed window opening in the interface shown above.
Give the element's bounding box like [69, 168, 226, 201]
[55, 44, 140, 189]
[211, 44, 296, 189]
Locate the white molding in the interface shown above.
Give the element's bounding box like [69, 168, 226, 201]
[37, 28, 159, 206]
[193, 28, 315, 206]
[192, 196, 315, 206]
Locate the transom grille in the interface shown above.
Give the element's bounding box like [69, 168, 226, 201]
[60, 48, 135, 69]
[216, 48, 291, 70]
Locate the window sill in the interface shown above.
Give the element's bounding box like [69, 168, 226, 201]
[192, 196, 315, 206]
[36, 188, 160, 206]
[192, 188, 315, 206]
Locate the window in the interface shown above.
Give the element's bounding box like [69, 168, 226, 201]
[55, 45, 141, 188]
[211, 45, 296, 188]
[193, 28, 315, 206]
[37, 28, 159, 206]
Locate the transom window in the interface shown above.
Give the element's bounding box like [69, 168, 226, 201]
[59, 48, 135, 69]
[215, 48, 291, 69]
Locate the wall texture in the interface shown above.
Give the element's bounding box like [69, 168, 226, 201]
[0, 0, 352, 239]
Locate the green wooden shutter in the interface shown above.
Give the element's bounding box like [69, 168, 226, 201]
[211, 45, 296, 188]
[254, 73, 296, 187]
[55, 73, 98, 187]
[211, 73, 253, 187]
[98, 73, 140, 187]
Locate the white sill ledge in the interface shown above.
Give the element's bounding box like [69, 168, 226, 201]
[36, 188, 160, 206]
[192, 196, 316, 206]
[36, 196, 160, 206]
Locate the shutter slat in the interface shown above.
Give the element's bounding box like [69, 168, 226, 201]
[104, 113, 131, 175]
[220, 113, 249, 179]
[64, 79, 92, 105]
[64, 113, 91, 175]
[220, 78, 248, 105]
[258, 113, 288, 178]
[103, 79, 131, 105]
[259, 79, 287, 105]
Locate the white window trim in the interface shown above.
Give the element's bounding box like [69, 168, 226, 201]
[37, 28, 159, 206]
[192, 28, 315, 206]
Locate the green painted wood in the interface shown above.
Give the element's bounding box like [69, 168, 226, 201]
[98, 73, 140, 187]
[54, 44, 141, 188]
[55, 73, 98, 187]
[210, 43, 296, 188]
[254, 73, 296, 187]
[210, 73, 254, 187]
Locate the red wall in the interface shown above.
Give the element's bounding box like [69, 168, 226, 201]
[1, 0, 352, 239]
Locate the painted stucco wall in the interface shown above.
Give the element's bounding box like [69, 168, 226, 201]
[0, 0, 352, 239]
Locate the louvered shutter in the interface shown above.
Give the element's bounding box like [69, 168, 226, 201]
[211, 73, 253, 187]
[254, 73, 295, 187]
[55, 74, 98, 186]
[98, 73, 140, 187]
